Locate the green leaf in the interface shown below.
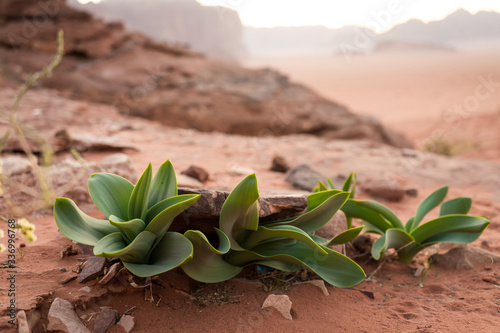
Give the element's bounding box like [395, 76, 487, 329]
[371, 229, 415, 260]
[108, 215, 146, 243]
[411, 215, 490, 244]
[128, 163, 153, 220]
[88, 173, 134, 220]
[54, 197, 118, 246]
[406, 186, 448, 232]
[220, 174, 260, 251]
[242, 225, 327, 255]
[362, 221, 385, 235]
[148, 160, 177, 208]
[439, 197, 472, 216]
[342, 172, 356, 198]
[327, 226, 364, 246]
[123, 232, 193, 277]
[182, 229, 242, 283]
[354, 200, 404, 229]
[145, 194, 200, 235]
[326, 177, 336, 190]
[94, 230, 156, 263]
[317, 180, 328, 191]
[267, 191, 349, 234]
[226, 241, 366, 288]
[342, 200, 393, 233]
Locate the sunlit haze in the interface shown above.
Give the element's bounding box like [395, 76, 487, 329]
[197, 0, 500, 31]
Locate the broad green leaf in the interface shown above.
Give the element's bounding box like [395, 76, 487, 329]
[148, 160, 177, 208]
[327, 226, 364, 246]
[129, 163, 153, 220]
[354, 200, 404, 229]
[220, 174, 260, 251]
[252, 260, 302, 272]
[267, 191, 349, 234]
[182, 229, 241, 283]
[54, 197, 118, 246]
[439, 197, 472, 216]
[342, 200, 393, 232]
[242, 225, 327, 255]
[411, 215, 490, 244]
[362, 221, 385, 235]
[93, 231, 156, 264]
[123, 232, 193, 277]
[226, 241, 366, 288]
[108, 215, 146, 243]
[145, 194, 200, 235]
[88, 173, 134, 219]
[396, 243, 428, 263]
[407, 186, 448, 232]
[371, 229, 414, 260]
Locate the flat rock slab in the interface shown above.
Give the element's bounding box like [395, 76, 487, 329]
[47, 298, 90, 333]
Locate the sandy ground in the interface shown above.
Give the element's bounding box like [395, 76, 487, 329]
[1, 49, 500, 333]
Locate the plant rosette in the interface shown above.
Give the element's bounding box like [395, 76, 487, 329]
[54, 160, 200, 277]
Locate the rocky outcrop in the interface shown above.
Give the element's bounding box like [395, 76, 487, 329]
[68, 0, 246, 61]
[0, 0, 412, 148]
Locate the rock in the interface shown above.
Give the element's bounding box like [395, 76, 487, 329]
[351, 234, 373, 255]
[53, 129, 139, 153]
[313, 211, 348, 252]
[99, 262, 123, 285]
[294, 280, 330, 296]
[17, 310, 30, 333]
[402, 148, 419, 158]
[79, 256, 109, 283]
[1, 156, 32, 177]
[405, 186, 419, 197]
[115, 315, 135, 333]
[430, 246, 500, 270]
[181, 165, 209, 182]
[361, 178, 405, 202]
[228, 165, 255, 177]
[94, 309, 118, 333]
[262, 294, 293, 320]
[285, 164, 327, 191]
[78, 286, 91, 293]
[177, 174, 204, 188]
[47, 298, 90, 333]
[270, 155, 290, 173]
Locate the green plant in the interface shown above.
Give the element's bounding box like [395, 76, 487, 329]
[315, 174, 490, 262]
[181, 174, 366, 288]
[54, 160, 200, 277]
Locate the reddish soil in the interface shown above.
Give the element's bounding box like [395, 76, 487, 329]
[1, 49, 500, 333]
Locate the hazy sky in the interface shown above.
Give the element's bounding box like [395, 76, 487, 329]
[196, 0, 500, 31]
[77, 0, 500, 32]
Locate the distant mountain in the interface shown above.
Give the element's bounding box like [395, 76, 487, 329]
[244, 9, 500, 57]
[68, 0, 246, 61]
[379, 9, 500, 45]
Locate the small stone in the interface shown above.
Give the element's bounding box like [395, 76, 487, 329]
[294, 280, 330, 296]
[285, 164, 327, 191]
[362, 178, 405, 202]
[177, 174, 203, 188]
[116, 315, 135, 333]
[430, 246, 500, 270]
[99, 262, 123, 284]
[78, 286, 91, 293]
[270, 155, 290, 173]
[402, 149, 419, 158]
[59, 268, 67, 272]
[61, 276, 78, 285]
[261, 294, 293, 320]
[94, 309, 118, 333]
[79, 256, 109, 283]
[405, 186, 419, 197]
[48, 298, 90, 333]
[17, 310, 30, 333]
[228, 165, 255, 176]
[181, 165, 209, 182]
